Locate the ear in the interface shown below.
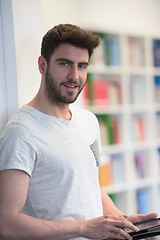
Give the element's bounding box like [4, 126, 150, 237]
[38, 56, 47, 74]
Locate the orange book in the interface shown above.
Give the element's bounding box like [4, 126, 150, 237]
[99, 164, 112, 187]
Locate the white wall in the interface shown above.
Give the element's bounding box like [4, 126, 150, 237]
[11, 0, 160, 107]
[12, 0, 44, 107]
[43, 0, 160, 35]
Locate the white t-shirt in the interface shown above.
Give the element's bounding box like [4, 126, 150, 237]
[0, 105, 103, 239]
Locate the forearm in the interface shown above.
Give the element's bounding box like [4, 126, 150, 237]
[101, 189, 124, 216]
[100, 190, 158, 226]
[0, 199, 140, 240]
[0, 212, 82, 240]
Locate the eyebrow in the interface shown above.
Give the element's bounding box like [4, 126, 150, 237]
[56, 58, 89, 66]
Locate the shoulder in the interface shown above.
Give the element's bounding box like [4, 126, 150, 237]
[0, 106, 38, 158]
[4, 105, 41, 129]
[1, 106, 37, 140]
[70, 105, 97, 121]
[70, 105, 100, 130]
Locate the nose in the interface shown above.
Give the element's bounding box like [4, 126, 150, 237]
[67, 65, 79, 81]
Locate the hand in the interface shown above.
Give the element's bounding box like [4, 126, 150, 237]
[80, 215, 139, 240]
[127, 212, 158, 224]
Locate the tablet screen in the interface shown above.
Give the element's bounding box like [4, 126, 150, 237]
[126, 217, 160, 235]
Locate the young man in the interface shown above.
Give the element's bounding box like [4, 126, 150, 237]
[0, 24, 157, 240]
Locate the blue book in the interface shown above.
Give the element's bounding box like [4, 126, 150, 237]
[109, 35, 120, 66]
[136, 189, 149, 214]
[153, 39, 160, 67]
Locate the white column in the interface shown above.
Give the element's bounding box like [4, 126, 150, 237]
[0, 0, 18, 132]
[12, 0, 44, 107]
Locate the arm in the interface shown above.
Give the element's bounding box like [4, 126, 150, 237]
[101, 189, 124, 216]
[0, 170, 139, 240]
[101, 189, 158, 224]
[0, 169, 81, 240]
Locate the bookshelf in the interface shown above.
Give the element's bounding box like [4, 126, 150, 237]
[82, 31, 160, 216]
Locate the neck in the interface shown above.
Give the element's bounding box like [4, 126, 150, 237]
[27, 93, 72, 120]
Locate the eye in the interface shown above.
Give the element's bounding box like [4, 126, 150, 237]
[78, 64, 88, 69]
[59, 62, 68, 66]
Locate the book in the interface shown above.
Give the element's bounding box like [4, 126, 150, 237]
[136, 116, 145, 142]
[83, 73, 94, 106]
[83, 74, 110, 107]
[99, 162, 112, 187]
[99, 153, 112, 187]
[97, 114, 121, 145]
[132, 116, 145, 142]
[128, 37, 145, 67]
[112, 116, 121, 144]
[156, 112, 160, 139]
[109, 80, 122, 105]
[130, 75, 146, 104]
[136, 189, 149, 214]
[103, 33, 110, 65]
[91, 34, 105, 65]
[109, 35, 120, 66]
[92, 32, 120, 66]
[153, 39, 160, 67]
[103, 114, 114, 145]
[112, 154, 124, 184]
[99, 121, 108, 146]
[93, 79, 109, 106]
[134, 152, 145, 179]
[154, 76, 160, 103]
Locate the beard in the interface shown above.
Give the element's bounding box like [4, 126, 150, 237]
[45, 69, 85, 104]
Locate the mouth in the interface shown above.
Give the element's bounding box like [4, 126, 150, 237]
[63, 83, 78, 90]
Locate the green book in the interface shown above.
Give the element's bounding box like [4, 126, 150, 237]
[103, 33, 110, 66]
[97, 114, 114, 145]
[104, 114, 114, 145]
[93, 32, 110, 65]
[86, 73, 94, 106]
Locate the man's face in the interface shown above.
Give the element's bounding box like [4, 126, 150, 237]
[45, 43, 89, 104]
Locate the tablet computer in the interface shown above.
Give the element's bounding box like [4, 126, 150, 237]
[103, 217, 160, 239]
[126, 217, 160, 239]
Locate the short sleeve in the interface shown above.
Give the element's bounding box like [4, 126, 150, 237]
[0, 123, 37, 176]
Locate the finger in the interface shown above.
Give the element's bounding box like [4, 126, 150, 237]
[128, 213, 158, 223]
[103, 215, 139, 232]
[109, 227, 133, 240]
[114, 219, 139, 232]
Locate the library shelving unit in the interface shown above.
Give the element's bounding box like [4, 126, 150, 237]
[82, 31, 160, 216]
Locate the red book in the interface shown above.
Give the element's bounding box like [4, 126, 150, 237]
[137, 117, 145, 142]
[93, 80, 109, 106]
[112, 117, 121, 144]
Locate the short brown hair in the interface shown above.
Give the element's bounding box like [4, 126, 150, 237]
[41, 24, 100, 63]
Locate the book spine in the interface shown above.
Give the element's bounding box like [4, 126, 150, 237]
[97, 114, 121, 145]
[93, 78, 109, 106]
[104, 115, 114, 145]
[136, 189, 149, 214]
[87, 73, 94, 106]
[103, 33, 110, 65]
[99, 153, 112, 187]
[109, 35, 120, 66]
[153, 39, 160, 67]
[154, 76, 160, 103]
